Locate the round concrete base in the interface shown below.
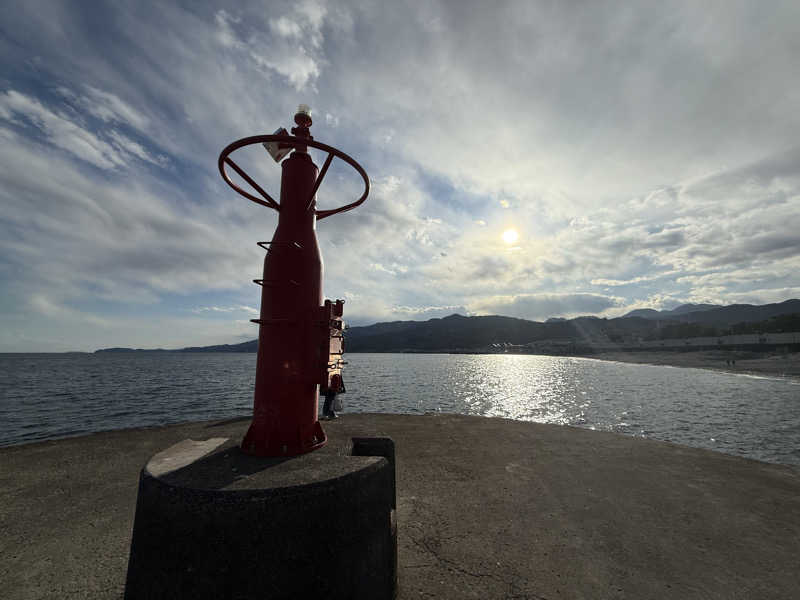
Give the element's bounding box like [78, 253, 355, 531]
[124, 437, 396, 600]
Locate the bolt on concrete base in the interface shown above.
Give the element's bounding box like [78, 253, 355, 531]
[124, 436, 396, 599]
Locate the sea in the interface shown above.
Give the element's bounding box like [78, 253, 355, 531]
[1, 352, 798, 466]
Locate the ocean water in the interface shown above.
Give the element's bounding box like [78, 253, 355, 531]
[1, 352, 798, 466]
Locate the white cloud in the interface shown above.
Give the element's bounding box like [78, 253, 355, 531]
[192, 305, 259, 315]
[214, 3, 326, 91]
[250, 48, 321, 91]
[591, 272, 679, 287]
[0, 90, 126, 169]
[1, 1, 799, 350]
[214, 9, 241, 48]
[469, 293, 625, 321]
[82, 86, 150, 132]
[28, 293, 111, 328]
[0, 131, 260, 307]
[108, 129, 167, 167]
[339, 299, 469, 326]
[270, 16, 302, 39]
[716, 287, 800, 306]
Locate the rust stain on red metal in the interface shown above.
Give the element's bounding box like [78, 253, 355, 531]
[218, 105, 369, 456]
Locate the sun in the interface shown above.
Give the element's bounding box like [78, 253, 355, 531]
[502, 228, 519, 244]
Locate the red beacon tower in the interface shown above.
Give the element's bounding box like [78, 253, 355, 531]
[218, 105, 369, 456]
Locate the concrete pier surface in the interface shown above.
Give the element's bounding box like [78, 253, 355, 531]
[2, 413, 799, 599]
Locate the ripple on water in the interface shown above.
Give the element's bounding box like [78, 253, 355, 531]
[0, 352, 798, 466]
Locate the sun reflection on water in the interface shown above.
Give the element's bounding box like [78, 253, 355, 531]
[341, 353, 800, 466]
[455, 354, 582, 424]
[2, 352, 798, 466]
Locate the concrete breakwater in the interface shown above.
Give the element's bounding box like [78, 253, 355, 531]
[2, 413, 799, 599]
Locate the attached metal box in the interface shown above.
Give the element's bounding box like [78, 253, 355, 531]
[262, 127, 292, 162]
[316, 299, 346, 386]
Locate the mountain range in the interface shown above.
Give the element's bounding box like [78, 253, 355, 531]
[96, 299, 800, 354]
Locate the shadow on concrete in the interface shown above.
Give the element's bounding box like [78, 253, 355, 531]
[160, 444, 292, 490]
[204, 416, 250, 428]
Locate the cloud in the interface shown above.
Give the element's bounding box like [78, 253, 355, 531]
[390, 305, 467, 319]
[716, 287, 800, 306]
[214, 3, 327, 91]
[0, 90, 126, 169]
[28, 293, 110, 327]
[80, 86, 151, 132]
[469, 293, 625, 321]
[339, 296, 469, 326]
[369, 263, 408, 276]
[591, 272, 679, 287]
[214, 9, 241, 47]
[192, 305, 259, 315]
[325, 112, 339, 127]
[107, 130, 168, 166]
[0, 1, 798, 351]
[538, 148, 800, 296]
[0, 87, 168, 172]
[270, 16, 303, 39]
[0, 129, 258, 308]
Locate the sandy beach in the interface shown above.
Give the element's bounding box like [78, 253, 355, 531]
[589, 350, 800, 379]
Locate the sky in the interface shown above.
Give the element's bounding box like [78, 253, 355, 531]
[1, 1, 799, 352]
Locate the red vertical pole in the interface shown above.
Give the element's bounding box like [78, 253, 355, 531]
[241, 116, 327, 456]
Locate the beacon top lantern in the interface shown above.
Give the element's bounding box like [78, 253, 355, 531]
[218, 106, 369, 457]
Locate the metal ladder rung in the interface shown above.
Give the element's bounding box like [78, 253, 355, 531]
[257, 241, 303, 251]
[250, 318, 296, 325]
[253, 279, 300, 287]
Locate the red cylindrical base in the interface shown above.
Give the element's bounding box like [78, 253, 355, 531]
[241, 418, 326, 456]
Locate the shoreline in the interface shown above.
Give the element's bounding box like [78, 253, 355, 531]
[355, 348, 800, 380]
[585, 349, 800, 380]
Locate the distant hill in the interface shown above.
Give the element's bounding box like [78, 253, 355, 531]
[96, 299, 800, 353]
[96, 339, 256, 354]
[95, 347, 166, 353]
[669, 300, 800, 325]
[346, 300, 800, 352]
[344, 313, 642, 352]
[622, 303, 720, 319]
[621, 300, 800, 324]
[670, 303, 720, 315]
[178, 340, 257, 353]
[345, 314, 547, 352]
[623, 308, 661, 319]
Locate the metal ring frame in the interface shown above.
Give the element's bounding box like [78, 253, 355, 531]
[218, 135, 370, 220]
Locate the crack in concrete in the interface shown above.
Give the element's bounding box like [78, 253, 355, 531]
[406, 530, 551, 600]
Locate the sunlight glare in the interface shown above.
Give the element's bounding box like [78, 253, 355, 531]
[502, 228, 519, 244]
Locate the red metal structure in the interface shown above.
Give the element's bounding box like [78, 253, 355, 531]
[218, 106, 369, 456]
